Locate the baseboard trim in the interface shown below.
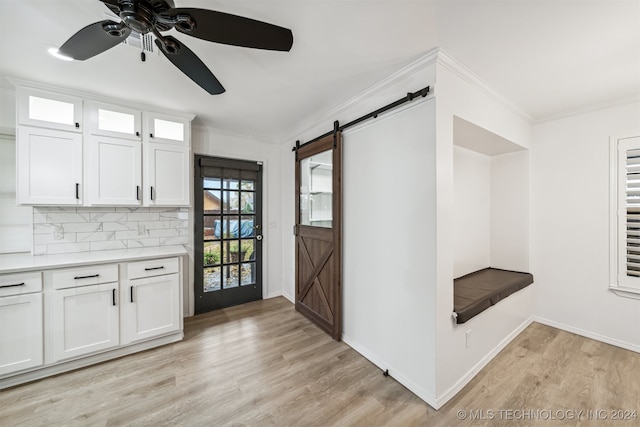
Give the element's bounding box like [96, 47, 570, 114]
[433, 316, 534, 409]
[0, 331, 184, 390]
[342, 333, 439, 409]
[532, 316, 640, 354]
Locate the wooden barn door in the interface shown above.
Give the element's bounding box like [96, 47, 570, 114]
[295, 132, 342, 340]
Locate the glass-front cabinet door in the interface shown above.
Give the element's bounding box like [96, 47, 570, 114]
[145, 112, 190, 145]
[87, 101, 141, 140]
[17, 88, 83, 132]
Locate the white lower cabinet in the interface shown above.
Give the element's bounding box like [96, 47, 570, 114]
[121, 271, 180, 344]
[0, 293, 43, 375]
[2, 253, 183, 388]
[47, 282, 120, 363]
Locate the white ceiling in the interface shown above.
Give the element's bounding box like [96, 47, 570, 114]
[1, 0, 638, 142]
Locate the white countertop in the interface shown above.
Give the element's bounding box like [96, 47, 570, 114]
[0, 245, 188, 274]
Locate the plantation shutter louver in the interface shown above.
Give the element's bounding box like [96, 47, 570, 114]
[618, 137, 640, 287]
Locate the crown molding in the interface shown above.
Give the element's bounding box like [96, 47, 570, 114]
[191, 123, 274, 145]
[534, 94, 640, 124]
[278, 47, 441, 145]
[434, 50, 533, 123]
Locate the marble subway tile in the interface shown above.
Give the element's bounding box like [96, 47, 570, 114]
[127, 212, 160, 221]
[102, 222, 138, 232]
[77, 207, 116, 213]
[46, 242, 91, 255]
[116, 207, 150, 213]
[115, 230, 149, 240]
[138, 221, 173, 230]
[127, 237, 160, 248]
[149, 228, 179, 238]
[35, 232, 76, 245]
[90, 241, 127, 251]
[160, 236, 188, 246]
[63, 223, 103, 233]
[90, 212, 128, 222]
[77, 231, 116, 242]
[47, 213, 91, 223]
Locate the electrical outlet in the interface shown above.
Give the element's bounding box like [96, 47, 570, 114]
[465, 330, 472, 348]
[53, 226, 64, 240]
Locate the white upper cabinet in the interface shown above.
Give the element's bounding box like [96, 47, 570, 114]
[87, 135, 142, 206]
[87, 101, 142, 140]
[144, 143, 190, 206]
[145, 112, 190, 145]
[14, 83, 193, 207]
[17, 88, 82, 132]
[17, 126, 83, 205]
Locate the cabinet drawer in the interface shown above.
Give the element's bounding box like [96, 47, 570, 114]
[47, 264, 119, 290]
[0, 271, 42, 297]
[127, 257, 179, 280]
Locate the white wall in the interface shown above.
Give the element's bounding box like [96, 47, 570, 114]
[453, 146, 491, 278]
[342, 98, 437, 404]
[0, 88, 15, 133]
[434, 59, 534, 405]
[491, 150, 529, 272]
[191, 127, 283, 316]
[531, 100, 640, 351]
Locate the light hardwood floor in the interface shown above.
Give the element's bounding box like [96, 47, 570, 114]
[1, 297, 639, 426]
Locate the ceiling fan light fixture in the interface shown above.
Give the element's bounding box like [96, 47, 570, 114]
[48, 47, 74, 61]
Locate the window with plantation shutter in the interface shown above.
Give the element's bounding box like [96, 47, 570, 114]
[613, 136, 640, 294]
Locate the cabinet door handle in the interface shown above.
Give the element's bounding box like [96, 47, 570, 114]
[130, 285, 134, 303]
[75, 122, 80, 129]
[75, 183, 80, 200]
[0, 282, 25, 289]
[136, 131, 140, 137]
[149, 133, 153, 138]
[136, 185, 140, 201]
[144, 266, 164, 271]
[74, 274, 100, 280]
[112, 288, 117, 306]
[150, 186, 155, 201]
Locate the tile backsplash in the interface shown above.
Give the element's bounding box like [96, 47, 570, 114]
[33, 207, 189, 255]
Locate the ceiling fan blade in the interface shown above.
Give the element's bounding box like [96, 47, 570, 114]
[155, 36, 225, 95]
[166, 8, 293, 51]
[58, 20, 131, 60]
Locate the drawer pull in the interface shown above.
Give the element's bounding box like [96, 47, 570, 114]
[0, 282, 25, 289]
[144, 266, 164, 271]
[74, 274, 100, 280]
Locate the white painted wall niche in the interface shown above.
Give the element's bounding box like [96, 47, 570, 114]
[453, 116, 530, 277]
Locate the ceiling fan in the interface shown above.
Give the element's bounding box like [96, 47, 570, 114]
[57, 0, 294, 94]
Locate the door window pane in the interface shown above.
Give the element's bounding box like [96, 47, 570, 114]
[154, 118, 184, 141]
[223, 266, 239, 288]
[204, 241, 221, 266]
[300, 149, 332, 227]
[240, 216, 255, 237]
[241, 180, 255, 190]
[29, 96, 74, 125]
[204, 267, 221, 292]
[203, 190, 221, 214]
[224, 191, 239, 212]
[241, 192, 255, 214]
[241, 239, 255, 261]
[241, 263, 255, 286]
[98, 109, 135, 134]
[204, 178, 221, 189]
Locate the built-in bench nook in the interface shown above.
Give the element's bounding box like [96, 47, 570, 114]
[453, 268, 534, 324]
[453, 116, 532, 323]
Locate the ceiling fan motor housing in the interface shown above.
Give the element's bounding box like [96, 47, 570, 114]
[118, 0, 174, 34]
